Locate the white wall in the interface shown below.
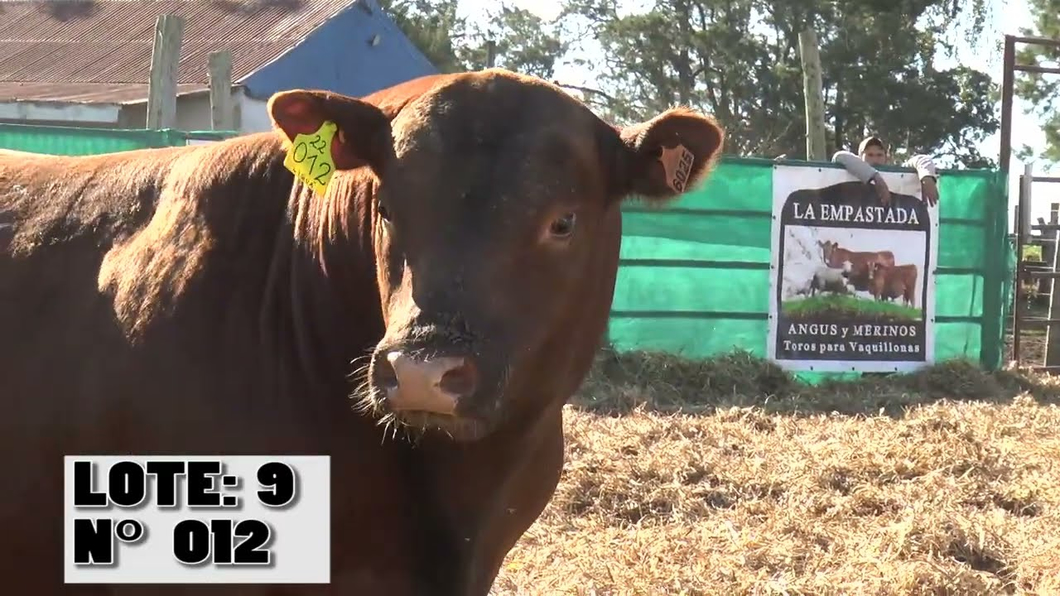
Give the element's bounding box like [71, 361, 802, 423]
[118, 93, 215, 131]
[119, 90, 270, 134]
[0, 101, 119, 126]
[2, 89, 271, 137]
[238, 94, 272, 133]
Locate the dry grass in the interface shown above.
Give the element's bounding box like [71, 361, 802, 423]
[492, 350, 1060, 595]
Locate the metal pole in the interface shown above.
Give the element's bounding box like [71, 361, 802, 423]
[1012, 35, 1060, 47]
[1021, 163, 1034, 244]
[1000, 35, 1016, 176]
[1015, 64, 1060, 75]
[1014, 167, 1029, 364]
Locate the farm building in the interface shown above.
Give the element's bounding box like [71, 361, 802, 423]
[0, 0, 437, 133]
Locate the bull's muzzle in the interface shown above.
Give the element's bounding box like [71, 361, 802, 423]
[374, 351, 479, 415]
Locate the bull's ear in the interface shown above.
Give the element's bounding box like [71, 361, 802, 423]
[267, 89, 393, 172]
[615, 107, 724, 202]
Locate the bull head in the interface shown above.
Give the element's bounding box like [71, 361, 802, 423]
[266, 72, 725, 442]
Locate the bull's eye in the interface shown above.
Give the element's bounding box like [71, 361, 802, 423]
[548, 212, 577, 239]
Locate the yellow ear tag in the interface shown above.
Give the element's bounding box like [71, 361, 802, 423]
[283, 120, 338, 196]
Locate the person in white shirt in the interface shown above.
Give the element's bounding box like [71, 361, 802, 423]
[831, 136, 940, 206]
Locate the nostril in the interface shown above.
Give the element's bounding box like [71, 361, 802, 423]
[373, 356, 399, 391]
[438, 359, 478, 397]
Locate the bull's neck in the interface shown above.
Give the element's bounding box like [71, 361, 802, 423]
[267, 169, 384, 400]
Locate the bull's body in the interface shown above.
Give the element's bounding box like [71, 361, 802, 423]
[1, 136, 564, 596]
[0, 70, 724, 595]
[820, 241, 896, 293]
[869, 263, 919, 308]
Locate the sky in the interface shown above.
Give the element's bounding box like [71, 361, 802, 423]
[457, 0, 1054, 229]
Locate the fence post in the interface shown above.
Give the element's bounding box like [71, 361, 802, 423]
[146, 14, 185, 130]
[1020, 163, 1033, 244]
[208, 51, 234, 131]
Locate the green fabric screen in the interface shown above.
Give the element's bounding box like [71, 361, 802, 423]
[610, 157, 1014, 376]
[1, 127, 1013, 374]
[0, 123, 235, 155]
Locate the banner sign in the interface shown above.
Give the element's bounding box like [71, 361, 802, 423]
[64, 455, 331, 584]
[767, 165, 938, 373]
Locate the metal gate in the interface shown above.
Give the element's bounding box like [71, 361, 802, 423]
[1004, 35, 1060, 370]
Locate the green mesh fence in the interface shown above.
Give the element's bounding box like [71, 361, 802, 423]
[0, 122, 235, 155]
[610, 157, 1014, 377]
[1, 127, 1013, 375]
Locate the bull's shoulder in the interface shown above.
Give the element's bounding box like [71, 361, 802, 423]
[1, 132, 285, 230]
[0, 144, 174, 247]
[1, 131, 295, 341]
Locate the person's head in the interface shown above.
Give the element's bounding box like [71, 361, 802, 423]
[858, 136, 888, 166]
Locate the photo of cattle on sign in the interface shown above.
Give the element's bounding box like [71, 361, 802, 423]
[818, 240, 919, 309]
[0, 69, 725, 595]
[768, 168, 938, 373]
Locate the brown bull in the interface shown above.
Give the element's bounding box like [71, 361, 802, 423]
[0, 69, 724, 595]
[819, 240, 896, 291]
[868, 262, 919, 308]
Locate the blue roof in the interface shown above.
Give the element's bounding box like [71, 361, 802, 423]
[241, 0, 438, 100]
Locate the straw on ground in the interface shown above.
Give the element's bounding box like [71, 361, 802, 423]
[492, 350, 1060, 595]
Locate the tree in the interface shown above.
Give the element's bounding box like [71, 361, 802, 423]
[1015, 0, 1060, 166]
[458, 6, 568, 79]
[378, 0, 466, 73]
[379, 1, 567, 79]
[557, 0, 999, 168]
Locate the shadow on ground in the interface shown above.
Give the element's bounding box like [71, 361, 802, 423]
[572, 348, 1060, 418]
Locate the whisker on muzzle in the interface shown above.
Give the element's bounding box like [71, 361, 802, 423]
[345, 344, 501, 443]
[347, 349, 379, 416]
[346, 352, 374, 381]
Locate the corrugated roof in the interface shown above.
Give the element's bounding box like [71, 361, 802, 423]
[0, 81, 207, 103]
[0, 0, 356, 104]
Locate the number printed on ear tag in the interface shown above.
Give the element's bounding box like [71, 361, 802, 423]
[283, 121, 338, 196]
[659, 144, 695, 193]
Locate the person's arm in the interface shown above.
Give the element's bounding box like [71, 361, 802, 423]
[832, 150, 879, 183]
[833, 150, 890, 204]
[905, 154, 940, 206]
[903, 154, 938, 181]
